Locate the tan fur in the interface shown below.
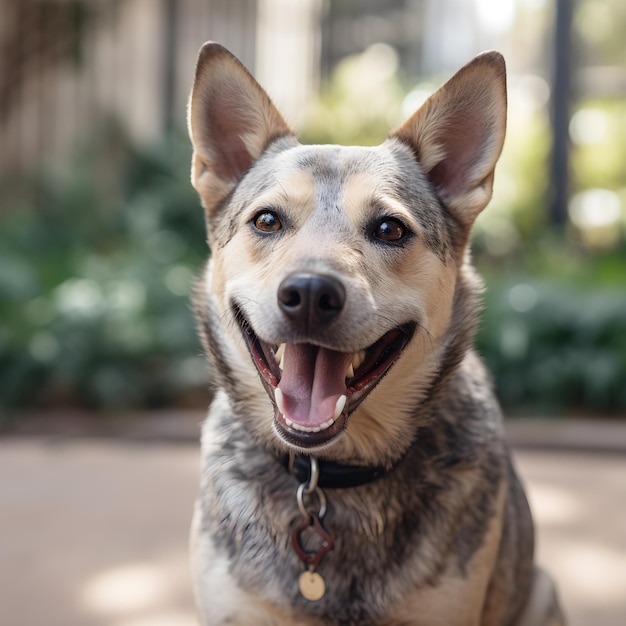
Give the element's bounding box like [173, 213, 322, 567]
[387, 484, 507, 626]
[202, 149, 459, 466]
[187, 43, 564, 626]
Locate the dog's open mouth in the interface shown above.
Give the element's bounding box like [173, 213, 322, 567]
[236, 310, 414, 448]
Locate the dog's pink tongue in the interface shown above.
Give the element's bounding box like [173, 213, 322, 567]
[278, 344, 351, 427]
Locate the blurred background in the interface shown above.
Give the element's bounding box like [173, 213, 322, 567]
[0, 0, 625, 625]
[1, 0, 625, 418]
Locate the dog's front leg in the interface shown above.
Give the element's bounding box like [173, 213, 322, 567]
[191, 504, 305, 626]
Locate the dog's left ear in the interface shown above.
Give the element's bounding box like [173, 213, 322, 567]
[390, 52, 506, 228]
[188, 42, 294, 213]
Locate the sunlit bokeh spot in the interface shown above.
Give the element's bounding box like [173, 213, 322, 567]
[569, 108, 610, 145]
[165, 265, 194, 297]
[526, 483, 585, 525]
[111, 612, 199, 626]
[475, 0, 516, 34]
[54, 278, 105, 318]
[551, 542, 626, 605]
[401, 84, 434, 119]
[81, 564, 170, 615]
[569, 188, 622, 248]
[508, 283, 538, 313]
[569, 189, 621, 229]
[499, 319, 529, 359]
[107, 280, 147, 313]
[29, 331, 60, 363]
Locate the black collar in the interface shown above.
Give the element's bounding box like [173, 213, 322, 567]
[283, 453, 388, 489]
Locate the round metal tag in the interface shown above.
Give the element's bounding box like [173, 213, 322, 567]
[298, 570, 325, 601]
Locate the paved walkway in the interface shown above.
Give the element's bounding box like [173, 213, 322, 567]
[1, 418, 625, 626]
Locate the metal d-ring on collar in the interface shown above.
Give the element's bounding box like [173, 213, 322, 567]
[295, 456, 327, 519]
[291, 456, 334, 601]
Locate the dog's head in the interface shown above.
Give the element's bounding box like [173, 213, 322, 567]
[188, 43, 506, 464]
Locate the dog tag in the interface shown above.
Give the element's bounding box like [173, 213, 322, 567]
[298, 570, 325, 601]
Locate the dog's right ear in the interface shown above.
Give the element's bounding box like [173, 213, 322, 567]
[188, 42, 293, 213]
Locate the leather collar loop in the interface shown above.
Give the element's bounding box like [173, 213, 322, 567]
[284, 453, 388, 489]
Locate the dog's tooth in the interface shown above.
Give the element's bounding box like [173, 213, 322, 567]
[346, 362, 354, 379]
[274, 388, 285, 415]
[351, 350, 366, 371]
[285, 414, 338, 434]
[333, 395, 347, 420]
[274, 344, 285, 367]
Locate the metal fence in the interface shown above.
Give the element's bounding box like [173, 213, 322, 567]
[0, 0, 258, 176]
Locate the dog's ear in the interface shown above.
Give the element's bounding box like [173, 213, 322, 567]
[390, 51, 506, 228]
[188, 42, 293, 213]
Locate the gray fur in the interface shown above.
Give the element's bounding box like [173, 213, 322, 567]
[187, 43, 564, 626]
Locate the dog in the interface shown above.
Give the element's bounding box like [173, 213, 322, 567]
[187, 42, 564, 626]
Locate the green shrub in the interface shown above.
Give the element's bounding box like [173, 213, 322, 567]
[2, 120, 625, 421]
[0, 126, 209, 419]
[479, 277, 626, 415]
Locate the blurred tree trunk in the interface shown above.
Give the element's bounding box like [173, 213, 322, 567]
[162, 0, 178, 133]
[549, 0, 573, 225]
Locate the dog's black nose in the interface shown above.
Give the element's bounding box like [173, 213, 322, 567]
[278, 273, 346, 329]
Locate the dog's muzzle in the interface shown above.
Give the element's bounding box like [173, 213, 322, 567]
[235, 272, 415, 450]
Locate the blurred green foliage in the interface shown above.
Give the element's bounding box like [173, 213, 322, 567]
[2, 38, 625, 420]
[0, 123, 209, 420]
[570, 100, 626, 192]
[477, 249, 626, 415]
[299, 43, 404, 146]
[575, 0, 626, 66]
[300, 45, 626, 416]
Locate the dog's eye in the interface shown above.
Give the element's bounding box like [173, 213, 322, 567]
[373, 218, 406, 242]
[253, 211, 282, 233]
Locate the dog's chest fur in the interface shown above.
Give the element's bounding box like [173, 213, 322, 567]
[191, 356, 526, 626]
